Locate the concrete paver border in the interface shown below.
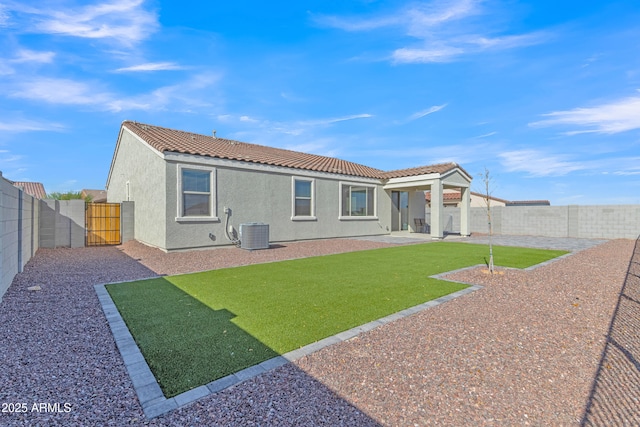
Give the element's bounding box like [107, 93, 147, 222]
[95, 282, 482, 419]
[95, 236, 594, 419]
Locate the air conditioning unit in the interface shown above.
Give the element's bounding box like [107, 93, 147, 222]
[239, 223, 270, 250]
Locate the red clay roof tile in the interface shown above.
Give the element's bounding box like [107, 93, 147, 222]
[381, 163, 463, 179]
[122, 121, 467, 180]
[11, 181, 47, 199]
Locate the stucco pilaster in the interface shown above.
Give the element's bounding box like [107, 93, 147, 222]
[460, 186, 471, 236]
[430, 181, 444, 239]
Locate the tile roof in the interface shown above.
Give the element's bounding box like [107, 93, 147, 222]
[506, 200, 551, 206]
[425, 191, 549, 206]
[123, 121, 384, 179]
[471, 191, 509, 204]
[11, 181, 47, 199]
[425, 191, 464, 202]
[122, 121, 467, 180]
[426, 191, 510, 203]
[81, 189, 107, 203]
[381, 163, 464, 179]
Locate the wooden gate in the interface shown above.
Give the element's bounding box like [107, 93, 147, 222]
[86, 203, 121, 246]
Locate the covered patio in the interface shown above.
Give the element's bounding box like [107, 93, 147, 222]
[382, 163, 472, 239]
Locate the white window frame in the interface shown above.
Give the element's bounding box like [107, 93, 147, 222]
[339, 181, 378, 220]
[291, 176, 316, 221]
[176, 164, 219, 222]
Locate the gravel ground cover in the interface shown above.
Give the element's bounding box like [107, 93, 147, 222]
[0, 236, 637, 426]
[581, 238, 640, 426]
[118, 238, 393, 276]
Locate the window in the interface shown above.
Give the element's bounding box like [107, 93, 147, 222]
[341, 183, 376, 218]
[292, 177, 316, 220]
[177, 165, 217, 221]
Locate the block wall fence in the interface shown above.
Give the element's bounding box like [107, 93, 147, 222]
[0, 174, 39, 301]
[427, 205, 640, 240]
[0, 173, 134, 302]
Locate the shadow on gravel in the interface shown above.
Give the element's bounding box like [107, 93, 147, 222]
[154, 363, 384, 426]
[1, 247, 383, 426]
[581, 235, 640, 426]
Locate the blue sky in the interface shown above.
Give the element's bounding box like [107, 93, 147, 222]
[1, 0, 640, 204]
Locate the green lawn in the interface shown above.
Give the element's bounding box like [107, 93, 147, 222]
[106, 241, 566, 397]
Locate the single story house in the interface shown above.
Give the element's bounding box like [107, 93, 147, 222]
[106, 121, 472, 252]
[11, 181, 47, 199]
[81, 189, 108, 203]
[425, 190, 550, 208]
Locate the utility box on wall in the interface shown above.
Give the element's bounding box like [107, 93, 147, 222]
[239, 223, 269, 250]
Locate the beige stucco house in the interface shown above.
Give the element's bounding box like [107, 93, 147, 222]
[425, 190, 549, 208]
[106, 121, 472, 252]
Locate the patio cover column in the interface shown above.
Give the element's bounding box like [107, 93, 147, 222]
[460, 186, 470, 236]
[430, 181, 444, 239]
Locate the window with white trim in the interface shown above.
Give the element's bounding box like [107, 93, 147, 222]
[341, 183, 376, 218]
[177, 165, 217, 220]
[292, 177, 316, 219]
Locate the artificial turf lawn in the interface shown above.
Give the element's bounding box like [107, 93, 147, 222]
[106, 241, 567, 397]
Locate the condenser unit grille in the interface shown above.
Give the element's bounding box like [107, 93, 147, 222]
[240, 223, 270, 250]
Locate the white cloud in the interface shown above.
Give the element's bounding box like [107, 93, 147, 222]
[218, 113, 373, 134]
[392, 31, 547, 64]
[11, 49, 56, 63]
[363, 141, 500, 166]
[114, 62, 185, 72]
[0, 63, 14, 75]
[9, 77, 113, 106]
[0, 152, 23, 163]
[279, 92, 306, 102]
[7, 0, 158, 46]
[474, 131, 497, 138]
[404, 0, 481, 37]
[305, 113, 373, 126]
[313, 14, 400, 32]
[239, 115, 259, 123]
[602, 156, 640, 176]
[498, 149, 586, 177]
[215, 113, 374, 141]
[107, 72, 222, 112]
[466, 32, 546, 49]
[0, 5, 8, 26]
[614, 170, 640, 176]
[0, 119, 64, 132]
[8, 73, 221, 113]
[281, 113, 373, 134]
[318, 0, 547, 64]
[316, 0, 478, 33]
[530, 94, 640, 134]
[392, 46, 463, 63]
[407, 104, 447, 121]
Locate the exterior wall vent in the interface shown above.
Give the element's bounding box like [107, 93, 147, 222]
[239, 223, 270, 250]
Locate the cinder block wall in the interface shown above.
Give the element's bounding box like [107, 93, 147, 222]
[121, 201, 135, 243]
[1, 178, 132, 302]
[0, 174, 40, 302]
[39, 200, 86, 248]
[501, 206, 569, 237]
[575, 205, 640, 239]
[428, 205, 640, 239]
